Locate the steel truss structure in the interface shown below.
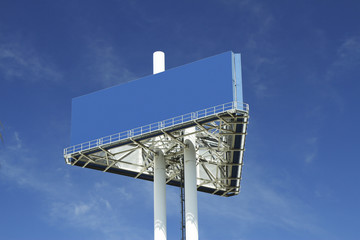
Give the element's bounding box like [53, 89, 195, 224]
[64, 101, 249, 197]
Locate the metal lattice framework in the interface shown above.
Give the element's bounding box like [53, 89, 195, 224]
[64, 101, 249, 197]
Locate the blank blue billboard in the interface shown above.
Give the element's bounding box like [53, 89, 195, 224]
[71, 51, 242, 145]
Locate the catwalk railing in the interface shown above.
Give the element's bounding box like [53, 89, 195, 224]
[64, 101, 249, 155]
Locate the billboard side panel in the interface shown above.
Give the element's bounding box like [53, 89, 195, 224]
[234, 53, 243, 103]
[71, 51, 236, 145]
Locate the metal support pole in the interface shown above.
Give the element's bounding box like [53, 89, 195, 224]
[153, 51, 166, 240]
[153, 51, 165, 74]
[184, 139, 199, 240]
[154, 150, 167, 240]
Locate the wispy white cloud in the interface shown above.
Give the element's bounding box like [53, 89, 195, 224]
[73, 201, 91, 216]
[325, 36, 360, 82]
[305, 152, 316, 163]
[321, 36, 360, 112]
[223, 0, 279, 100]
[224, 0, 275, 51]
[116, 186, 134, 201]
[334, 37, 360, 68]
[94, 180, 133, 201]
[50, 198, 111, 229]
[0, 132, 62, 195]
[198, 163, 326, 239]
[13, 131, 21, 148]
[0, 37, 62, 82]
[304, 137, 318, 163]
[48, 179, 153, 240]
[85, 39, 136, 88]
[249, 56, 279, 98]
[0, 129, 151, 240]
[4, 131, 23, 151]
[49, 195, 149, 240]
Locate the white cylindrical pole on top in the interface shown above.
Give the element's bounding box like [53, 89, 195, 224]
[184, 139, 199, 240]
[153, 51, 167, 240]
[153, 51, 165, 74]
[154, 149, 167, 240]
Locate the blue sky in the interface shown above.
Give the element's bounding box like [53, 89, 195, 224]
[0, 0, 359, 239]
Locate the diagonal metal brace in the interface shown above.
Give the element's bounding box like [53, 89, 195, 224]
[130, 138, 157, 155]
[161, 129, 186, 148]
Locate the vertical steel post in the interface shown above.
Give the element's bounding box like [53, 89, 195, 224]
[184, 139, 199, 240]
[154, 150, 167, 240]
[153, 51, 165, 74]
[153, 51, 166, 240]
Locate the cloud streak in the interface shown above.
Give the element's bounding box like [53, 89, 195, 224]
[335, 37, 360, 68]
[84, 39, 137, 88]
[198, 162, 326, 239]
[0, 129, 151, 240]
[0, 38, 62, 82]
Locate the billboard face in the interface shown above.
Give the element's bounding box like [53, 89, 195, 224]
[70, 51, 242, 145]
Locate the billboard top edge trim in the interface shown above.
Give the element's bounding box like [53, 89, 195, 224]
[72, 51, 240, 100]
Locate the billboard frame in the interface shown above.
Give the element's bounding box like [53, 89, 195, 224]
[64, 101, 249, 197]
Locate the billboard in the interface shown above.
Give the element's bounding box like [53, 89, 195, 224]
[66, 51, 248, 197]
[70, 51, 242, 146]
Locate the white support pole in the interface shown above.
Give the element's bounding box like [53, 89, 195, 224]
[153, 51, 166, 240]
[153, 51, 165, 74]
[154, 150, 167, 240]
[184, 139, 199, 240]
